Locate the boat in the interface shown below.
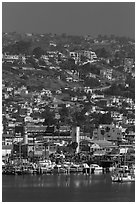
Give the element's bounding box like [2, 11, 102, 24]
[111, 145, 135, 182]
[69, 165, 78, 173]
[111, 164, 135, 183]
[21, 166, 31, 174]
[90, 164, 103, 172]
[111, 173, 135, 182]
[3, 164, 16, 175]
[45, 167, 53, 174]
[122, 174, 135, 182]
[15, 166, 23, 175]
[111, 174, 123, 182]
[52, 164, 66, 174]
[37, 160, 54, 174]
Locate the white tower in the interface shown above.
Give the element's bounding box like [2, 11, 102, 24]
[24, 127, 28, 144]
[72, 126, 80, 153]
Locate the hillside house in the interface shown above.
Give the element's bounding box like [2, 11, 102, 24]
[100, 68, 113, 80]
[124, 58, 134, 73]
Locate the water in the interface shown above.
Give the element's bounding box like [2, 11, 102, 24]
[2, 173, 135, 202]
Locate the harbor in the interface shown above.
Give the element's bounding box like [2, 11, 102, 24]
[2, 159, 110, 175]
[2, 2, 135, 202]
[2, 156, 135, 178]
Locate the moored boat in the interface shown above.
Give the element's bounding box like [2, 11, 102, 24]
[111, 173, 135, 182]
[111, 165, 135, 183]
[90, 164, 103, 172]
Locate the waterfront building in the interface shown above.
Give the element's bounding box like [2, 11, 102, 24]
[24, 124, 72, 151]
[2, 134, 13, 146]
[2, 145, 13, 159]
[93, 124, 123, 142]
[79, 138, 116, 154]
[91, 140, 116, 152]
[125, 130, 135, 144]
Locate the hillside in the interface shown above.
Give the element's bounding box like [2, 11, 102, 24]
[2, 64, 84, 91]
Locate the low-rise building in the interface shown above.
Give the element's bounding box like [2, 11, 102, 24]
[100, 68, 113, 80]
[93, 124, 123, 142]
[124, 58, 134, 73]
[2, 134, 13, 146]
[83, 50, 97, 61]
[2, 145, 13, 158]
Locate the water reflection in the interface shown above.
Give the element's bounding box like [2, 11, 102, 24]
[2, 174, 135, 189]
[3, 174, 135, 202]
[94, 171, 103, 175]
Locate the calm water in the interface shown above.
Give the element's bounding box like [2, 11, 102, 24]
[2, 173, 135, 202]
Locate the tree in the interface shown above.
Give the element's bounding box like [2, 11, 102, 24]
[84, 77, 100, 88]
[32, 47, 44, 59]
[39, 59, 46, 66]
[95, 48, 110, 58]
[81, 55, 88, 62]
[3, 40, 31, 55]
[71, 110, 86, 126]
[16, 41, 31, 54]
[26, 56, 38, 68]
[66, 142, 78, 153]
[98, 112, 113, 124]
[42, 108, 56, 125]
[59, 106, 69, 123]
[71, 142, 78, 152]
